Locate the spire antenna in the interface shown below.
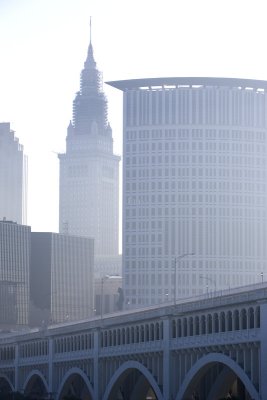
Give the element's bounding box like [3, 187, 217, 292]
[90, 16, 92, 44]
[84, 16, 96, 68]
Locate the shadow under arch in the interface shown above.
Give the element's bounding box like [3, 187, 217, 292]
[176, 352, 259, 400]
[23, 369, 49, 397]
[0, 373, 14, 393]
[102, 360, 163, 400]
[56, 367, 94, 400]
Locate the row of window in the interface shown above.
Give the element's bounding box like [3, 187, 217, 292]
[126, 194, 265, 206]
[126, 140, 266, 153]
[125, 167, 266, 180]
[126, 180, 266, 192]
[126, 129, 266, 141]
[125, 155, 266, 167]
[126, 88, 266, 128]
[125, 200, 265, 216]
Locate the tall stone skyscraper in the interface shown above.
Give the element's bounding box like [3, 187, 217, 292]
[59, 33, 120, 257]
[0, 123, 27, 224]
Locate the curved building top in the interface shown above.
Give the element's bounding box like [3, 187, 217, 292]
[107, 77, 267, 91]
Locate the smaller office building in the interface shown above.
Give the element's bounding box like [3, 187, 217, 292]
[30, 233, 94, 325]
[0, 220, 30, 327]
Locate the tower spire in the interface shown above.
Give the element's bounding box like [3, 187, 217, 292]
[90, 16, 92, 44]
[85, 16, 96, 68]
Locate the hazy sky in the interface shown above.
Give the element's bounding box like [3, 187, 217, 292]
[1, 0, 267, 241]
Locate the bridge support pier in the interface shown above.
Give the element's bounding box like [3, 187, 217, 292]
[163, 318, 170, 399]
[48, 338, 53, 395]
[15, 344, 19, 391]
[260, 303, 267, 399]
[93, 329, 100, 400]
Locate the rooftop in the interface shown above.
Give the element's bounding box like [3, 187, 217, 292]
[106, 77, 267, 91]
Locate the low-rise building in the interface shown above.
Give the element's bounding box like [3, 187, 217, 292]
[30, 232, 94, 325]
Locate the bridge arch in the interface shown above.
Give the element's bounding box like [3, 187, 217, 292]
[102, 360, 163, 400]
[176, 352, 259, 400]
[56, 367, 94, 400]
[0, 373, 14, 393]
[23, 369, 49, 398]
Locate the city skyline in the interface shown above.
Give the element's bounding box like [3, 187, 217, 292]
[1, 0, 267, 247]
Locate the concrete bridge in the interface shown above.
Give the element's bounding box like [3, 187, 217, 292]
[0, 283, 267, 399]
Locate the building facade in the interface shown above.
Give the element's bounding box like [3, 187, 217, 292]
[108, 77, 267, 307]
[30, 232, 94, 325]
[58, 34, 120, 258]
[0, 220, 30, 327]
[0, 123, 27, 224]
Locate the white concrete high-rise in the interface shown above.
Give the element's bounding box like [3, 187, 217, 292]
[108, 77, 267, 307]
[0, 123, 27, 224]
[59, 33, 120, 257]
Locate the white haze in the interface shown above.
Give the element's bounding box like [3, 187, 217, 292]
[0, 0, 267, 251]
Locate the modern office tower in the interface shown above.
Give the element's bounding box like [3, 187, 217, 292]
[30, 232, 94, 325]
[0, 220, 30, 326]
[0, 123, 27, 224]
[58, 33, 120, 257]
[108, 77, 267, 307]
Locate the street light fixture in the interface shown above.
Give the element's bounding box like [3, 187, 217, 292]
[165, 292, 169, 302]
[174, 253, 195, 304]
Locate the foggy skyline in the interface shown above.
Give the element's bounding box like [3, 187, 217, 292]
[1, 0, 267, 246]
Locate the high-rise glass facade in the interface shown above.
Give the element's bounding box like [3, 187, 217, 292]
[59, 36, 120, 257]
[108, 77, 267, 307]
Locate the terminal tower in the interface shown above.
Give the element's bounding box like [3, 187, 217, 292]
[59, 28, 120, 257]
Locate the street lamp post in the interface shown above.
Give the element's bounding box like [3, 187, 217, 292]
[174, 253, 194, 304]
[165, 292, 169, 303]
[200, 275, 216, 296]
[101, 275, 110, 319]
